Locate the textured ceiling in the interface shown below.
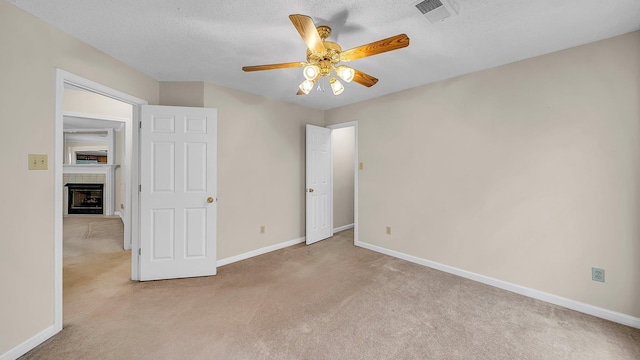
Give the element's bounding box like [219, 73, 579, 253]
[8, 0, 640, 110]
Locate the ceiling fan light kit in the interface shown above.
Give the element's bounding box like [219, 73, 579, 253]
[242, 14, 410, 96]
[330, 77, 344, 96]
[335, 65, 355, 83]
[299, 79, 316, 95]
[303, 65, 320, 80]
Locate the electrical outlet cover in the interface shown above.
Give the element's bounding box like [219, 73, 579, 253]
[592, 267, 605, 283]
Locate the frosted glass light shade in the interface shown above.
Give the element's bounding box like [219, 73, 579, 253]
[335, 66, 355, 83]
[303, 65, 320, 80]
[330, 78, 344, 95]
[299, 79, 315, 94]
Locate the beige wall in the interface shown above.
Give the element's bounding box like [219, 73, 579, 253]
[326, 31, 640, 317]
[332, 127, 355, 228]
[159, 82, 205, 107]
[205, 83, 325, 258]
[159, 82, 325, 259]
[64, 88, 133, 118]
[0, 2, 158, 355]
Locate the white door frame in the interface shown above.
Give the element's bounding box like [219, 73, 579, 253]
[54, 69, 147, 334]
[326, 121, 358, 245]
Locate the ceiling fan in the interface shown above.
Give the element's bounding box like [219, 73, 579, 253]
[242, 14, 410, 96]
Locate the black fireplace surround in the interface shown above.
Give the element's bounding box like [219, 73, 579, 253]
[66, 183, 104, 214]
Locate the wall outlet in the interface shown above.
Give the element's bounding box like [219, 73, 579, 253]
[260, 225, 265, 234]
[592, 267, 605, 283]
[386, 226, 391, 235]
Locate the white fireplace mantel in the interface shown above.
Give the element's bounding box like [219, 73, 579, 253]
[63, 164, 119, 215]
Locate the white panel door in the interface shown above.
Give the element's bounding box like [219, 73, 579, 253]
[306, 124, 333, 245]
[139, 105, 217, 281]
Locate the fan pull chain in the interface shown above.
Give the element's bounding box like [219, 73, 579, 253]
[317, 77, 325, 92]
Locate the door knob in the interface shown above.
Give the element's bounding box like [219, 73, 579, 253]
[207, 197, 214, 203]
[308, 188, 314, 193]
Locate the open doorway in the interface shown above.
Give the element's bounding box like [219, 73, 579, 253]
[63, 84, 132, 224]
[61, 84, 132, 330]
[54, 69, 147, 334]
[328, 122, 358, 244]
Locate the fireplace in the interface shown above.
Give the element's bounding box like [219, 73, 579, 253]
[66, 183, 104, 214]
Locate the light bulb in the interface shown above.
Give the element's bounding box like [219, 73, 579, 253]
[335, 66, 355, 83]
[299, 79, 315, 94]
[303, 65, 320, 81]
[330, 78, 344, 96]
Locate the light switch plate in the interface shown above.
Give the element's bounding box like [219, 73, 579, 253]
[28, 154, 48, 170]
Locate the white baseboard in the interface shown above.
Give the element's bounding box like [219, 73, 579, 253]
[356, 241, 640, 329]
[333, 223, 354, 233]
[217, 236, 306, 267]
[0, 324, 59, 360]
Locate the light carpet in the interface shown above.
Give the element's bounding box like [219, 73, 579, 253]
[20, 217, 640, 359]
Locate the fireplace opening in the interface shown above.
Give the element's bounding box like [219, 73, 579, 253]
[66, 183, 104, 214]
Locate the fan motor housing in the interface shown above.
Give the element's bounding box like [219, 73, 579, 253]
[306, 35, 342, 77]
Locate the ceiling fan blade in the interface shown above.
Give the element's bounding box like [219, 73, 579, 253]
[340, 34, 410, 62]
[296, 88, 305, 95]
[352, 69, 379, 87]
[289, 14, 326, 54]
[242, 62, 306, 72]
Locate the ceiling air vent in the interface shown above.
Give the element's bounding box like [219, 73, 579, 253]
[415, 0, 455, 23]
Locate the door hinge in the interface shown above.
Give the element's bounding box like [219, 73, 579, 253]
[139, 121, 142, 129]
[139, 184, 141, 192]
[138, 248, 141, 256]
